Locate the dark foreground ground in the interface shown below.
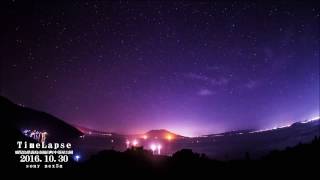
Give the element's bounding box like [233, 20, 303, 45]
[5, 126, 320, 178]
[78, 137, 320, 176]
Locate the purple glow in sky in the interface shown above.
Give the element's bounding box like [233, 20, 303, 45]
[1, 0, 319, 136]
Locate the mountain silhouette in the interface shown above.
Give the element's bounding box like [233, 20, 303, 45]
[0, 96, 82, 141]
[144, 129, 184, 139]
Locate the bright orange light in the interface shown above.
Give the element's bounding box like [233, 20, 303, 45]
[166, 134, 173, 141]
[142, 135, 148, 140]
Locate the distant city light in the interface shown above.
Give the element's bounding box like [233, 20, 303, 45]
[74, 154, 81, 162]
[166, 134, 173, 141]
[41, 131, 48, 143]
[312, 116, 320, 121]
[132, 139, 138, 146]
[150, 143, 162, 155]
[126, 140, 130, 148]
[150, 144, 156, 154]
[251, 116, 320, 133]
[142, 135, 148, 140]
[157, 144, 162, 155]
[301, 116, 320, 123]
[22, 129, 48, 143]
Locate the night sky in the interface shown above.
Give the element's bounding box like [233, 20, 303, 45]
[2, 0, 319, 136]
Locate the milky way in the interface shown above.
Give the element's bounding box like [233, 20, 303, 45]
[1, 0, 319, 136]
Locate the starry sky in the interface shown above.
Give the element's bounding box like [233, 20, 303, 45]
[1, 0, 319, 136]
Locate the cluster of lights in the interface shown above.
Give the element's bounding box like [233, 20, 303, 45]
[251, 116, 320, 134]
[126, 139, 139, 148]
[22, 129, 48, 143]
[301, 116, 320, 124]
[125, 139, 162, 155]
[251, 124, 292, 133]
[150, 143, 162, 155]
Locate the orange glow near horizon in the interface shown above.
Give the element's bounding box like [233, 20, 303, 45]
[166, 134, 173, 141]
